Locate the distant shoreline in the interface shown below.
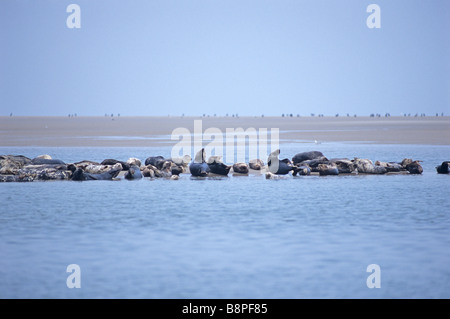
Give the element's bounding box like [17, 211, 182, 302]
[1, 116, 449, 147]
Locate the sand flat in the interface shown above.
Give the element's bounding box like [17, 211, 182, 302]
[0, 116, 449, 147]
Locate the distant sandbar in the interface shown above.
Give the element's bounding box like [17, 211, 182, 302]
[1, 116, 449, 147]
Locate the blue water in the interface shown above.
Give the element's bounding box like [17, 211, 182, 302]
[0, 143, 449, 298]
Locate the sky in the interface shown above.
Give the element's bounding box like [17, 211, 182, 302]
[0, 0, 449, 116]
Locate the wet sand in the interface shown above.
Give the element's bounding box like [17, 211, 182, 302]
[0, 116, 449, 147]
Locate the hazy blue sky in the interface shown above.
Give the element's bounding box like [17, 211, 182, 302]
[1, 0, 449, 116]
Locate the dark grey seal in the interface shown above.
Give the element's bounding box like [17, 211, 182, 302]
[317, 164, 339, 176]
[71, 166, 121, 181]
[144, 156, 165, 167]
[124, 165, 143, 180]
[267, 149, 294, 175]
[101, 159, 130, 170]
[292, 165, 311, 176]
[207, 157, 231, 176]
[31, 158, 65, 165]
[436, 161, 450, 174]
[292, 151, 326, 165]
[189, 149, 210, 177]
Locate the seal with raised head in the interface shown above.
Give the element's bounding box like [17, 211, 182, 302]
[207, 156, 231, 176]
[267, 149, 294, 175]
[124, 165, 143, 180]
[292, 165, 311, 176]
[405, 160, 423, 174]
[436, 161, 450, 174]
[189, 149, 210, 177]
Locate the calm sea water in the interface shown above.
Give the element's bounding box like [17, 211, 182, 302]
[0, 143, 449, 298]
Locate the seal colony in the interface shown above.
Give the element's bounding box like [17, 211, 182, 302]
[0, 150, 443, 182]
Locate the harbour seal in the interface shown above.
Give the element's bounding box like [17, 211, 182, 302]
[404, 160, 423, 174]
[292, 151, 326, 165]
[317, 163, 339, 176]
[126, 157, 142, 168]
[101, 159, 130, 170]
[168, 155, 191, 166]
[71, 165, 122, 181]
[207, 156, 231, 176]
[374, 160, 403, 173]
[267, 149, 294, 175]
[31, 157, 65, 165]
[248, 159, 264, 170]
[83, 163, 122, 174]
[35, 154, 52, 160]
[353, 158, 387, 174]
[232, 162, 249, 175]
[436, 161, 450, 174]
[330, 159, 356, 174]
[124, 165, 143, 180]
[0, 155, 32, 174]
[292, 165, 311, 176]
[189, 149, 210, 177]
[144, 156, 165, 167]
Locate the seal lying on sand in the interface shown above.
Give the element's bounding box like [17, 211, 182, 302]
[267, 149, 294, 175]
[401, 158, 423, 174]
[353, 158, 387, 174]
[71, 164, 122, 181]
[329, 159, 356, 174]
[232, 163, 249, 175]
[0, 154, 70, 182]
[101, 159, 130, 170]
[317, 163, 339, 176]
[292, 165, 311, 176]
[207, 156, 231, 176]
[31, 156, 65, 165]
[0, 155, 32, 175]
[1, 164, 71, 182]
[189, 149, 210, 177]
[374, 161, 403, 172]
[292, 151, 326, 165]
[248, 159, 264, 170]
[145, 155, 189, 174]
[144, 156, 165, 167]
[126, 158, 141, 168]
[124, 165, 143, 180]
